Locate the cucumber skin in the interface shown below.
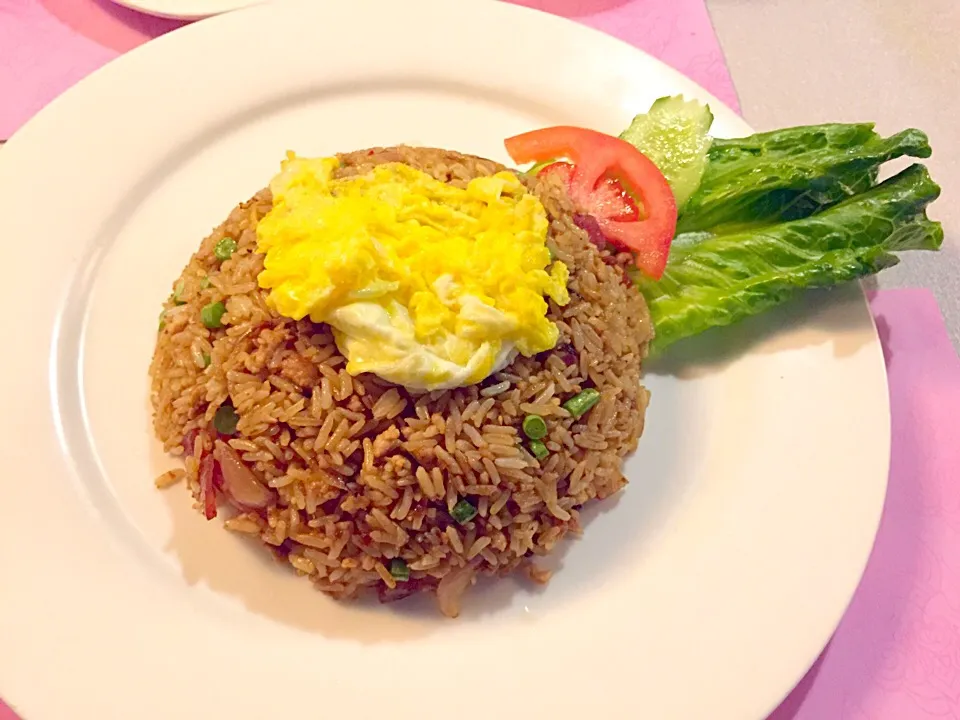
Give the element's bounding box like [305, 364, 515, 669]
[619, 95, 714, 210]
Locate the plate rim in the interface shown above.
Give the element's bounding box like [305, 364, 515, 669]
[108, 0, 264, 21]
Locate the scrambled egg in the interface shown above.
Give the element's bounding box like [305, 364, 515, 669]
[256, 153, 570, 391]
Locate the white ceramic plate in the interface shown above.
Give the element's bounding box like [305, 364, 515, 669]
[110, 0, 261, 20]
[0, 1, 890, 718]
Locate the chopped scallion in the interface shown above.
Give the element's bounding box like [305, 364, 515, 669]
[451, 499, 477, 524]
[528, 439, 549, 460]
[214, 237, 238, 261]
[213, 404, 239, 435]
[201, 301, 226, 329]
[172, 280, 186, 305]
[562, 388, 601, 419]
[389, 558, 410, 582]
[522, 414, 547, 440]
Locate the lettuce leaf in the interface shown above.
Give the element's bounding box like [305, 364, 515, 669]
[637, 164, 943, 354]
[677, 124, 932, 235]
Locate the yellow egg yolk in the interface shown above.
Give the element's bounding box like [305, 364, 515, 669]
[255, 153, 570, 391]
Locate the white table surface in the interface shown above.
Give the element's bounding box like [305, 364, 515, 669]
[708, 0, 960, 349]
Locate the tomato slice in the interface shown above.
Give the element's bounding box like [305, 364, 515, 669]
[538, 162, 639, 223]
[506, 126, 677, 279]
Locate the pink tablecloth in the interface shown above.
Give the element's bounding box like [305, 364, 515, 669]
[1, 2, 958, 719]
[0, 0, 739, 138]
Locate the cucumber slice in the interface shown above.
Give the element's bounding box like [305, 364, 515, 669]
[619, 95, 714, 210]
[525, 159, 556, 176]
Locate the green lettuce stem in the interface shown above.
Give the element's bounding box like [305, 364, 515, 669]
[677, 124, 932, 234]
[639, 163, 943, 354]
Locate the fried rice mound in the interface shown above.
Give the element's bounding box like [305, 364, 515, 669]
[149, 146, 653, 617]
